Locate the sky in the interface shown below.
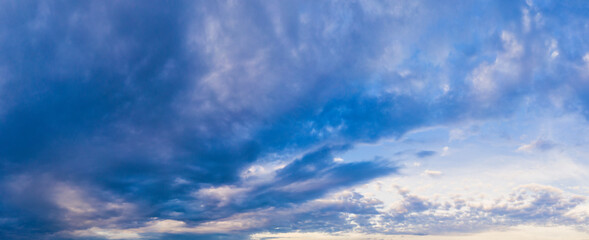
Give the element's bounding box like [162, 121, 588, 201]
[1, 0, 589, 239]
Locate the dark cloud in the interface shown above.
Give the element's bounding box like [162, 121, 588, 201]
[0, 1, 410, 237]
[178, 145, 396, 223]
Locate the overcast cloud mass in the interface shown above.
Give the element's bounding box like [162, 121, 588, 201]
[1, 0, 589, 239]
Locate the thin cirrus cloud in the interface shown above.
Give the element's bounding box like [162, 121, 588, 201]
[0, 0, 589, 239]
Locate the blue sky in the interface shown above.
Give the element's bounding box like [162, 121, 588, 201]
[1, 0, 589, 239]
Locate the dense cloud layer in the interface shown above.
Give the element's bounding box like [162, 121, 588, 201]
[1, 0, 589, 239]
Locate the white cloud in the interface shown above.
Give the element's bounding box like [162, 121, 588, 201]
[63, 166, 589, 238]
[53, 183, 97, 214]
[374, 184, 587, 234]
[71, 214, 269, 239]
[548, 39, 559, 59]
[516, 139, 555, 152]
[72, 227, 142, 240]
[468, 31, 524, 101]
[422, 170, 443, 177]
[583, 53, 589, 72]
[69, 190, 383, 238]
[522, 8, 531, 33]
[195, 185, 250, 207]
[564, 202, 589, 223]
[441, 146, 449, 156]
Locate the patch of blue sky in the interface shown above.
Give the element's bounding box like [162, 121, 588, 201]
[348, 105, 589, 215]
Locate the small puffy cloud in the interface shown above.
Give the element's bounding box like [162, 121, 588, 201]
[441, 146, 450, 156]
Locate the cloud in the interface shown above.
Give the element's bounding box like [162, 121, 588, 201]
[70, 183, 585, 238]
[468, 31, 525, 101]
[250, 225, 589, 240]
[517, 139, 556, 152]
[67, 190, 384, 239]
[376, 184, 587, 234]
[211, 146, 396, 213]
[1, 0, 589, 239]
[422, 170, 443, 177]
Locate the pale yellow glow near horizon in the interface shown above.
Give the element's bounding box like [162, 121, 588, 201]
[250, 225, 589, 240]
